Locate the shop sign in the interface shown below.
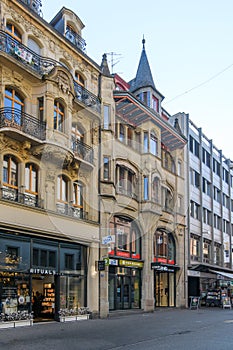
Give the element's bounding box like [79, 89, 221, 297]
[151, 263, 177, 273]
[29, 268, 56, 275]
[119, 260, 144, 268]
[97, 260, 105, 271]
[103, 257, 109, 266]
[109, 259, 118, 266]
[102, 235, 115, 245]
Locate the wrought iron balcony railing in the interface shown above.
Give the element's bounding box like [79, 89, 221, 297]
[74, 82, 101, 114]
[56, 202, 88, 220]
[0, 30, 57, 75]
[65, 27, 86, 52]
[71, 137, 94, 164]
[0, 187, 43, 208]
[0, 30, 101, 113]
[0, 107, 46, 141]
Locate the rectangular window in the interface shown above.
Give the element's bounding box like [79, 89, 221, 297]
[190, 169, 200, 188]
[189, 135, 200, 157]
[190, 201, 200, 220]
[213, 159, 220, 176]
[144, 132, 149, 153]
[152, 95, 159, 112]
[190, 236, 200, 260]
[33, 248, 39, 266]
[65, 254, 74, 270]
[144, 176, 149, 200]
[103, 156, 110, 181]
[135, 132, 141, 152]
[177, 161, 182, 176]
[202, 148, 211, 168]
[203, 241, 211, 263]
[202, 178, 211, 196]
[38, 97, 44, 122]
[49, 251, 56, 268]
[150, 133, 157, 156]
[223, 168, 229, 184]
[6, 246, 19, 264]
[103, 105, 110, 129]
[40, 250, 47, 267]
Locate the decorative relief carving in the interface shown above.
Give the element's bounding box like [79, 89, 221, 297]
[32, 144, 74, 168]
[57, 71, 71, 94]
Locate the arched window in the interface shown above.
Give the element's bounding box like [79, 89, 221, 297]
[54, 100, 65, 132]
[75, 72, 84, 87]
[6, 22, 22, 42]
[109, 217, 141, 259]
[3, 155, 18, 188]
[27, 38, 41, 55]
[152, 176, 159, 202]
[153, 230, 175, 264]
[4, 88, 24, 125]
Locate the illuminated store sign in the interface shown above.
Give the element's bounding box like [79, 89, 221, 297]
[119, 260, 144, 268]
[29, 268, 56, 275]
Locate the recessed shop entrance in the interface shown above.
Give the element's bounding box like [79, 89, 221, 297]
[32, 275, 55, 322]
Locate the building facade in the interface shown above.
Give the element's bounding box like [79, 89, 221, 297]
[99, 41, 187, 316]
[172, 112, 233, 305]
[0, 0, 102, 321]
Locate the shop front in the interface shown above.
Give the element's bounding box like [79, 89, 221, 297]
[0, 232, 87, 322]
[108, 216, 143, 311]
[152, 263, 179, 307]
[108, 259, 143, 310]
[152, 229, 179, 307]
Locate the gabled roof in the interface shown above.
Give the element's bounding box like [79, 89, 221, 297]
[129, 38, 156, 93]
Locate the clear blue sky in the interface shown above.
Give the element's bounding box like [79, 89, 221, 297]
[42, 0, 233, 160]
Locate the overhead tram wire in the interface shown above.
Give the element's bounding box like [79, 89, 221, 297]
[164, 61, 233, 105]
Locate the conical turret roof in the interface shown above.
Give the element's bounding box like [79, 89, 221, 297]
[129, 37, 155, 92]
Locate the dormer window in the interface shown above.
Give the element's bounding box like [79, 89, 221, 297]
[65, 25, 76, 43]
[65, 25, 86, 51]
[152, 95, 159, 113]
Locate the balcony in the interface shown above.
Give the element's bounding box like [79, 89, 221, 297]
[74, 82, 101, 114]
[0, 30, 101, 114]
[0, 187, 43, 208]
[71, 138, 94, 164]
[0, 107, 46, 141]
[65, 27, 86, 52]
[0, 31, 57, 75]
[56, 203, 88, 220]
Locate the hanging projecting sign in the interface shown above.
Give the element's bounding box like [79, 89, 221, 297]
[102, 235, 115, 245]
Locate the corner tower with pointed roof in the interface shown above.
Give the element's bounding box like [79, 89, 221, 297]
[129, 37, 164, 116]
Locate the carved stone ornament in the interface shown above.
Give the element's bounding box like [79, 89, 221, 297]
[57, 71, 71, 95]
[32, 144, 74, 168]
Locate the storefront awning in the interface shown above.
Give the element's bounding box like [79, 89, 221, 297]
[210, 270, 233, 280]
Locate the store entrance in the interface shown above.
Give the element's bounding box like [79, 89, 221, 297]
[109, 266, 141, 310]
[154, 272, 175, 307]
[32, 275, 55, 322]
